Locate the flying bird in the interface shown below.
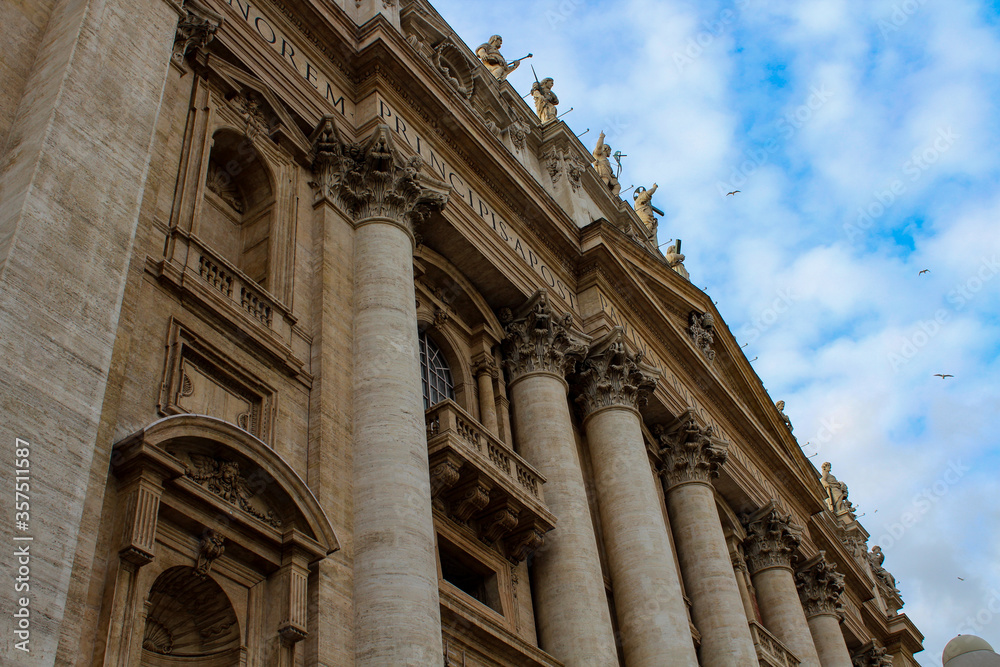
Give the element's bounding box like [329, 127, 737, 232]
[727, 190, 741, 196]
[918, 269, 930, 275]
[958, 577, 965, 581]
[934, 374, 954, 379]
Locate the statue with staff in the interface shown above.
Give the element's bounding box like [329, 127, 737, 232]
[530, 66, 559, 123]
[633, 184, 663, 235]
[476, 35, 531, 82]
[592, 131, 622, 196]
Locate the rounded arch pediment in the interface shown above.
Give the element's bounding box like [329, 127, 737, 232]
[114, 414, 339, 558]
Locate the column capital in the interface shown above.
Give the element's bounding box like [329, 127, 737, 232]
[472, 356, 499, 379]
[500, 291, 589, 383]
[852, 639, 893, 667]
[308, 117, 449, 232]
[173, 0, 221, 64]
[573, 329, 658, 418]
[743, 501, 803, 574]
[795, 553, 845, 619]
[655, 409, 727, 489]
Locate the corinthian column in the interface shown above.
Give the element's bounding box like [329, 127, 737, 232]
[574, 330, 698, 667]
[314, 118, 451, 666]
[744, 502, 822, 667]
[797, 555, 853, 667]
[501, 292, 619, 666]
[656, 412, 757, 666]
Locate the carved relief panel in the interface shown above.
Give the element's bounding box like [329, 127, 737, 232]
[159, 318, 276, 444]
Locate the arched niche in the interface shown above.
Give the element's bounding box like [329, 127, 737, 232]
[141, 566, 241, 666]
[103, 414, 339, 666]
[201, 129, 275, 289]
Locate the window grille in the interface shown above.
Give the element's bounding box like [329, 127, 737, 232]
[420, 330, 455, 409]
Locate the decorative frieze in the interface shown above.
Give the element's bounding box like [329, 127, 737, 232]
[688, 310, 716, 362]
[500, 291, 589, 382]
[795, 553, 845, 619]
[184, 455, 282, 528]
[743, 502, 803, 574]
[173, 0, 221, 64]
[573, 329, 657, 417]
[852, 639, 893, 667]
[655, 408, 728, 489]
[309, 117, 450, 230]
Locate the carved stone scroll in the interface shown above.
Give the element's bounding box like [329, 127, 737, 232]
[688, 311, 716, 362]
[743, 502, 803, 574]
[573, 329, 657, 417]
[655, 408, 728, 489]
[499, 291, 589, 382]
[795, 553, 845, 619]
[852, 639, 893, 667]
[309, 117, 450, 231]
[173, 0, 221, 64]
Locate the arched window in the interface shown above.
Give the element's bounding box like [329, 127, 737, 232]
[420, 330, 454, 409]
[201, 130, 274, 288]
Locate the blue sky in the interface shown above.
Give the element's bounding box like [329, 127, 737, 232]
[427, 0, 1000, 662]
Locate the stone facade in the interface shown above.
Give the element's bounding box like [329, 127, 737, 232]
[0, 0, 924, 665]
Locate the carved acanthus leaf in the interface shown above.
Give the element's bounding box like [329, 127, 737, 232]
[573, 329, 657, 416]
[795, 553, 845, 618]
[173, 0, 221, 63]
[309, 117, 450, 230]
[500, 291, 589, 381]
[743, 502, 802, 574]
[852, 640, 893, 667]
[655, 409, 728, 488]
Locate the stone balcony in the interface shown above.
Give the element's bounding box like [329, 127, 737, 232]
[749, 620, 801, 667]
[425, 399, 556, 564]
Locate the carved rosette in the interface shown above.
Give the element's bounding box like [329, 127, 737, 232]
[173, 0, 221, 63]
[852, 640, 893, 667]
[308, 117, 450, 233]
[500, 291, 589, 383]
[655, 410, 728, 489]
[743, 503, 803, 574]
[795, 554, 845, 619]
[573, 329, 657, 418]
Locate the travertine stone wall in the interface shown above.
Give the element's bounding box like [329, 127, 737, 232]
[0, 0, 178, 661]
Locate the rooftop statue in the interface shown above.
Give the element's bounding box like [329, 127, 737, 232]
[531, 77, 559, 123]
[665, 243, 688, 279]
[476, 35, 525, 82]
[775, 400, 793, 433]
[592, 131, 621, 196]
[633, 184, 659, 234]
[820, 462, 854, 514]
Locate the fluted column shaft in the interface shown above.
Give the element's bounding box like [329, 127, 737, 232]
[797, 554, 852, 667]
[502, 292, 618, 666]
[320, 121, 451, 666]
[474, 360, 500, 435]
[808, 614, 853, 667]
[575, 332, 697, 666]
[585, 406, 698, 666]
[352, 217, 442, 666]
[658, 414, 757, 666]
[744, 503, 822, 667]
